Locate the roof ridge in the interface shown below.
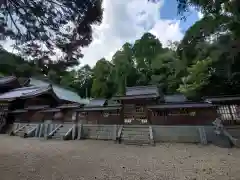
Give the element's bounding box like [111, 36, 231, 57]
[0, 76, 16, 79]
[22, 86, 51, 96]
[203, 95, 240, 99]
[0, 76, 17, 84]
[31, 77, 78, 94]
[12, 85, 49, 91]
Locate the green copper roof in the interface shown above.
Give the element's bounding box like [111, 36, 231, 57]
[30, 78, 90, 104]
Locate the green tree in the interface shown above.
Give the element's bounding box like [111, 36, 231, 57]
[0, 48, 39, 77]
[151, 51, 182, 94]
[75, 65, 93, 97]
[1, 0, 103, 64]
[112, 43, 138, 95]
[91, 59, 115, 98]
[178, 57, 213, 99]
[60, 70, 77, 87]
[133, 32, 164, 85]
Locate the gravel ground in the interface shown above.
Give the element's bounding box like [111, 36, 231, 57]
[0, 135, 240, 180]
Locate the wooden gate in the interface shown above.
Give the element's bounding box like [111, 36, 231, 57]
[123, 104, 148, 124]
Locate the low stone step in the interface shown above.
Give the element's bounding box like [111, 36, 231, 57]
[52, 137, 63, 140]
[122, 130, 149, 133]
[122, 135, 149, 139]
[123, 128, 149, 131]
[123, 138, 150, 141]
[53, 135, 63, 139]
[122, 135, 149, 138]
[122, 132, 149, 135]
[54, 132, 67, 136]
[120, 126, 152, 146]
[52, 133, 63, 137]
[123, 140, 151, 145]
[123, 128, 149, 132]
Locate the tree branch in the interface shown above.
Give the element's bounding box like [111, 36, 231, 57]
[5, 0, 22, 36]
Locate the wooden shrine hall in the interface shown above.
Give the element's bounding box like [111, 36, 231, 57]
[76, 85, 218, 126]
[0, 76, 88, 134]
[204, 95, 240, 125]
[1, 76, 239, 146]
[0, 77, 220, 128]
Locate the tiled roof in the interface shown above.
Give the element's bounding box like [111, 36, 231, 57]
[107, 99, 121, 106]
[0, 76, 17, 85]
[10, 109, 28, 114]
[56, 104, 81, 109]
[40, 108, 61, 113]
[0, 85, 52, 101]
[77, 106, 121, 111]
[126, 85, 159, 96]
[204, 96, 240, 103]
[112, 94, 158, 100]
[85, 99, 106, 107]
[25, 105, 50, 110]
[164, 94, 187, 103]
[30, 78, 89, 104]
[10, 106, 49, 113]
[148, 103, 216, 109]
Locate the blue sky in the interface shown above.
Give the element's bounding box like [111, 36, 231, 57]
[160, 0, 199, 32]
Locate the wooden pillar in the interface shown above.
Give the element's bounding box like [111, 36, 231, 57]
[112, 124, 117, 140]
[228, 104, 235, 125]
[77, 112, 83, 140]
[35, 124, 40, 137]
[121, 101, 125, 125]
[198, 127, 207, 145]
[147, 109, 152, 125]
[120, 108, 124, 125]
[39, 124, 43, 138]
[38, 112, 45, 138]
[72, 111, 77, 140]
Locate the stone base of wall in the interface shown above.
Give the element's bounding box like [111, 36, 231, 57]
[7, 123, 226, 146]
[152, 125, 214, 143]
[77, 124, 118, 140]
[77, 124, 216, 145]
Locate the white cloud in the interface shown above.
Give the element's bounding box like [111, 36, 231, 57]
[198, 11, 204, 19]
[1, 0, 184, 67]
[150, 20, 182, 44]
[81, 0, 183, 67]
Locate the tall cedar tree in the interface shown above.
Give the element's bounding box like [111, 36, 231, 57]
[0, 0, 103, 68]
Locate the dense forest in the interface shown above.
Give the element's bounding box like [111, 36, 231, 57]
[0, 0, 240, 100]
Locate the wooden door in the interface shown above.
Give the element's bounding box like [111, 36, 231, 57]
[123, 104, 148, 124]
[134, 104, 148, 124]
